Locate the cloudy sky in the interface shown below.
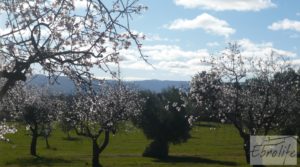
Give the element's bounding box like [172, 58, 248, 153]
[1, 0, 299, 81]
[112, 0, 300, 81]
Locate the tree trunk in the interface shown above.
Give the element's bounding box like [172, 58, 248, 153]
[92, 139, 101, 167]
[143, 139, 169, 159]
[45, 136, 50, 149]
[242, 135, 251, 164]
[0, 70, 27, 99]
[67, 131, 70, 140]
[91, 131, 110, 167]
[30, 132, 38, 156]
[99, 131, 110, 153]
[242, 135, 265, 167]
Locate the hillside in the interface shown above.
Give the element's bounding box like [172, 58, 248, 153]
[27, 75, 189, 94]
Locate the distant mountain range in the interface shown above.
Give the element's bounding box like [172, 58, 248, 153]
[27, 75, 189, 94]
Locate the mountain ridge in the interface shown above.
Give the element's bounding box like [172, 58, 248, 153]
[27, 75, 189, 94]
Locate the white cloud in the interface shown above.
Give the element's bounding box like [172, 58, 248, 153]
[206, 42, 220, 47]
[122, 76, 150, 81]
[142, 45, 210, 61]
[144, 34, 181, 43]
[111, 40, 298, 80]
[145, 34, 171, 42]
[290, 59, 300, 66]
[157, 60, 210, 75]
[166, 13, 235, 37]
[268, 19, 300, 32]
[297, 13, 300, 16]
[73, 0, 88, 9]
[174, 0, 276, 11]
[50, 0, 88, 9]
[119, 45, 212, 76]
[119, 40, 297, 77]
[237, 39, 297, 58]
[92, 35, 300, 80]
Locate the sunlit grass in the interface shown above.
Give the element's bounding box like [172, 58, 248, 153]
[0, 122, 299, 167]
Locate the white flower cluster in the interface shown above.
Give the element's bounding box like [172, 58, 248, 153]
[0, 121, 17, 142]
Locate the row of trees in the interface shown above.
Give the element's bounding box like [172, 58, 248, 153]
[0, 80, 145, 167]
[0, 81, 194, 167]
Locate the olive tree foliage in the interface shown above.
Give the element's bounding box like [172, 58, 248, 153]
[0, 0, 146, 98]
[190, 43, 300, 164]
[70, 82, 142, 167]
[3, 85, 60, 156]
[135, 88, 194, 159]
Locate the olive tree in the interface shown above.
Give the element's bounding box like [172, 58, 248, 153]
[0, 0, 146, 98]
[135, 88, 193, 159]
[190, 43, 300, 164]
[71, 82, 142, 167]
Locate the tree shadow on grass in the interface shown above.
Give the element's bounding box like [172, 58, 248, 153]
[154, 155, 237, 166]
[62, 137, 81, 141]
[194, 122, 218, 128]
[5, 156, 72, 167]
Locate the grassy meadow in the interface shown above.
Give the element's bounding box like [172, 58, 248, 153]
[0, 122, 299, 167]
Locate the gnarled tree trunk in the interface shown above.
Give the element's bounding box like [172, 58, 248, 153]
[45, 136, 50, 149]
[242, 134, 250, 164]
[92, 139, 101, 167]
[91, 131, 110, 167]
[241, 133, 265, 167]
[30, 129, 38, 156]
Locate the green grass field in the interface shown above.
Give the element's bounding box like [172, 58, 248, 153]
[0, 122, 299, 167]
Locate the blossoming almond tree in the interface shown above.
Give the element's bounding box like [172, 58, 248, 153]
[4, 85, 59, 156]
[58, 95, 78, 140]
[71, 82, 142, 167]
[190, 43, 300, 164]
[0, 0, 146, 98]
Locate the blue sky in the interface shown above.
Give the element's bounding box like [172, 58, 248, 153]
[113, 0, 300, 81]
[1, 0, 300, 81]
